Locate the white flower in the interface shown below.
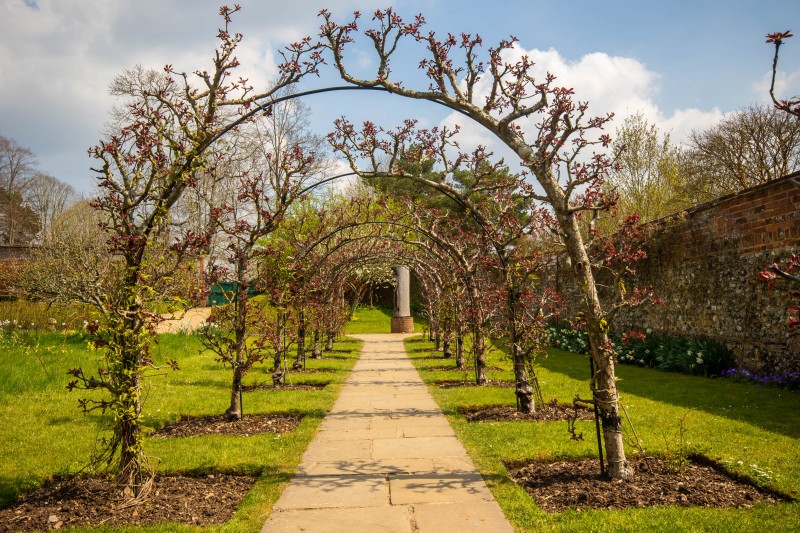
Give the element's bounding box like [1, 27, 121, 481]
[696, 356, 703, 364]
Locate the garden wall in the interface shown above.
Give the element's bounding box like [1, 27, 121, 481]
[552, 172, 800, 374]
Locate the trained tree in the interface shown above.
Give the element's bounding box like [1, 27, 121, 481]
[320, 8, 648, 477]
[67, 6, 322, 496]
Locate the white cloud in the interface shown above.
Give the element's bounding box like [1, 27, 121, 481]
[0, 0, 386, 192]
[751, 66, 800, 105]
[438, 43, 727, 159]
[326, 158, 361, 194]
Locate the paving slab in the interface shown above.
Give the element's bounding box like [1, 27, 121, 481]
[301, 438, 372, 461]
[413, 502, 515, 532]
[372, 436, 467, 459]
[262, 506, 413, 533]
[389, 473, 495, 504]
[298, 458, 437, 476]
[272, 474, 387, 510]
[262, 333, 513, 532]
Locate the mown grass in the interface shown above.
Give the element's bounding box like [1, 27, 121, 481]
[404, 336, 800, 532]
[342, 305, 428, 334]
[0, 327, 362, 531]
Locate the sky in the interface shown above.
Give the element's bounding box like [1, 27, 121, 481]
[1, 0, 799, 194]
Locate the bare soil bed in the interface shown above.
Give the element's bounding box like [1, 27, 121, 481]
[291, 368, 337, 373]
[153, 413, 301, 438]
[437, 380, 515, 388]
[460, 404, 595, 422]
[505, 455, 793, 513]
[0, 473, 255, 531]
[423, 365, 503, 372]
[242, 383, 328, 392]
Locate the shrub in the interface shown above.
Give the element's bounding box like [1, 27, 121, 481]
[546, 325, 733, 377]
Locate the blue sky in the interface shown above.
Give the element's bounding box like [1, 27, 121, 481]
[1, 0, 798, 193]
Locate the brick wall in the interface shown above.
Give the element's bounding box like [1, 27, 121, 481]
[553, 172, 800, 374]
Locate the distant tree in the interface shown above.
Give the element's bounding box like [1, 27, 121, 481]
[26, 173, 76, 241]
[16, 201, 113, 309]
[607, 113, 694, 223]
[685, 104, 800, 195]
[0, 135, 39, 244]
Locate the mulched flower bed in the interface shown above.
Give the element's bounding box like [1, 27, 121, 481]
[0, 473, 255, 531]
[153, 413, 301, 438]
[504, 455, 793, 513]
[422, 365, 503, 372]
[460, 404, 595, 422]
[242, 383, 328, 392]
[437, 380, 515, 388]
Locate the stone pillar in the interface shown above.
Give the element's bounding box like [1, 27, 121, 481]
[391, 265, 414, 333]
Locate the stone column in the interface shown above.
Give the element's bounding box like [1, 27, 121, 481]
[391, 265, 414, 333]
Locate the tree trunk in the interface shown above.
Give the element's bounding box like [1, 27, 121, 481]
[325, 332, 334, 352]
[561, 210, 632, 480]
[475, 353, 487, 385]
[473, 327, 488, 385]
[455, 333, 465, 369]
[272, 347, 285, 386]
[293, 310, 305, 371]
[115, 288, 147, 498]
[118, 364, 144, 496]
[434, 326, 441, 351]
[512, 345, 535, 414]
[224, 366, 244, 421]
[508, 287, 535, 414]
[312, 330, 322, 359]
[442, 333, 452, 359]
[589, 323, 631, 480]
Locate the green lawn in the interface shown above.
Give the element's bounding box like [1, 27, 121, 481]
[3, 316, 798, 532]
[342, 305, 428, 334]
[0, 328, 362, 531]
[404, 336, 800, 532]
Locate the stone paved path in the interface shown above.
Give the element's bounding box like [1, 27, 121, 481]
[155, 307, 211, 334]
[261, 333, 514, 532]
